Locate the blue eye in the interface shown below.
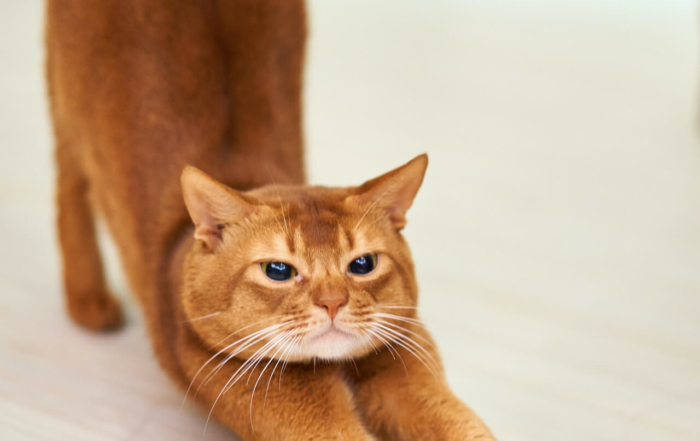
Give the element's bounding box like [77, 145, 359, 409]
[349, 254, 378, 275]
[261, 262, 297, 281]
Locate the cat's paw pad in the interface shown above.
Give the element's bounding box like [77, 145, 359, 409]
[68, 294, 124, 331]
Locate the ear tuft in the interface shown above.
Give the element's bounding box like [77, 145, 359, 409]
[181, 166, 255, 249]
[351, 154, 428, 230]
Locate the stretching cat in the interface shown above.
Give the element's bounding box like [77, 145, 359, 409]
[46, 1, 495, 439]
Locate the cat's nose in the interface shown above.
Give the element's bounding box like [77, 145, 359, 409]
[316, 295, 347, 320]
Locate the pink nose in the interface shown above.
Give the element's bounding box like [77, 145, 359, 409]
[316, 296, 347, 320]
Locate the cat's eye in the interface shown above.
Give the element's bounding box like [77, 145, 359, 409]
[348, 254, 378, 275]
[261, 262, 297, 281]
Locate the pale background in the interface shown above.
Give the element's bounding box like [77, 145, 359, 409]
[1, 1, 699, 440]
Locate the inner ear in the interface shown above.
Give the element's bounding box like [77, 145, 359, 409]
[181, 166, 257, 249]
[349, 154, 428, 230]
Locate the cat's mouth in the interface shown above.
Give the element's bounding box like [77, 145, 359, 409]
[291, 321, 371, 361]
[309, 323, 354, 341]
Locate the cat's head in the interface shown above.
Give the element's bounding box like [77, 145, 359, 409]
[180, 155, 427, 362]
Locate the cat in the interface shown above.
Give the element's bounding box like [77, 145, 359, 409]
[46, 1, 496, 440]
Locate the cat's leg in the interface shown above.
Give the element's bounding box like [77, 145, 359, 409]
[56, 139, 122, 331]
[349, 325, 496, 441]
[183, 344, 376, 441]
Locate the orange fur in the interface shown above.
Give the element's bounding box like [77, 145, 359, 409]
[46, 1, 495, 439]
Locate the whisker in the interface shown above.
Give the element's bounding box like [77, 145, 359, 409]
[373, 312, 425, 328]
[354, 188, 391, 232]
[195, 322, 290, 397]
[354, 213, 386, 231]
[249, 331, 294, 433]
[204, 345, 270, 436]
[266, 166, 290, 239]
[373, 330, 408, 368]
[279, 335, 303, 391]
[203, 327, 285, 388]
[208, 315, 284, 350]
[246, 331, 291, 386]
[369, 324, 439, 381]
[183, 320, 289, 407]
[367, 328, 403, 363]
[178, 311, 222, 324]
[266, 335, 300, 405]
[350, 358, 360, 377]
[270, 207, 287, 238]
[204, 331, 288, 435]
[361, 330, 381, 355]
[377, 305, 419, 310]
[371, 322, 439, 367]
[374, 318, 436, 349]
[365, 329, 395, 360]
[196, 334, 275, 402]
[353, 329, 408, 375]
[227, 332, 291, 394]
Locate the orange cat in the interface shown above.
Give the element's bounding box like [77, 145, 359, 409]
[46, 1, 495, 439]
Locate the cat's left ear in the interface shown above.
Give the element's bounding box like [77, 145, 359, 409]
[181, 166, 257, 249]
[350, 154, 428, 230]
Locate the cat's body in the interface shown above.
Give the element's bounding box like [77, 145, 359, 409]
[46, 1, 495, 440]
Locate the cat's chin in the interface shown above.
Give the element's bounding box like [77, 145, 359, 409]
[292, 327, 373, 362]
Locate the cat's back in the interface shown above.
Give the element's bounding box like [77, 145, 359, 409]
[46, 0, 306, 267]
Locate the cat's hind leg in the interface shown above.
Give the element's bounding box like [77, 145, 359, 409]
[55, 139, 122, 331]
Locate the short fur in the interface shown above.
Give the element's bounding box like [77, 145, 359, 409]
[46, 1, 496, 439]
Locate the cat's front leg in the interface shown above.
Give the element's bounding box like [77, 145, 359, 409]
[349, 325, 496, 441]
[182, 343, 376, 441]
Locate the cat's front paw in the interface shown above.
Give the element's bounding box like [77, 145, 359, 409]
[67, 292, 123, 331]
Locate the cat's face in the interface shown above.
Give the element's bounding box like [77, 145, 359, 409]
[180, 155, 427, 362]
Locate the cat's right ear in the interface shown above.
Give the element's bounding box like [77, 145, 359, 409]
[348, 154, 428, 230]
[181, 166, 256, 249]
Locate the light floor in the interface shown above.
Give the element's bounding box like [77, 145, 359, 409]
[1, 1, 699, 440]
